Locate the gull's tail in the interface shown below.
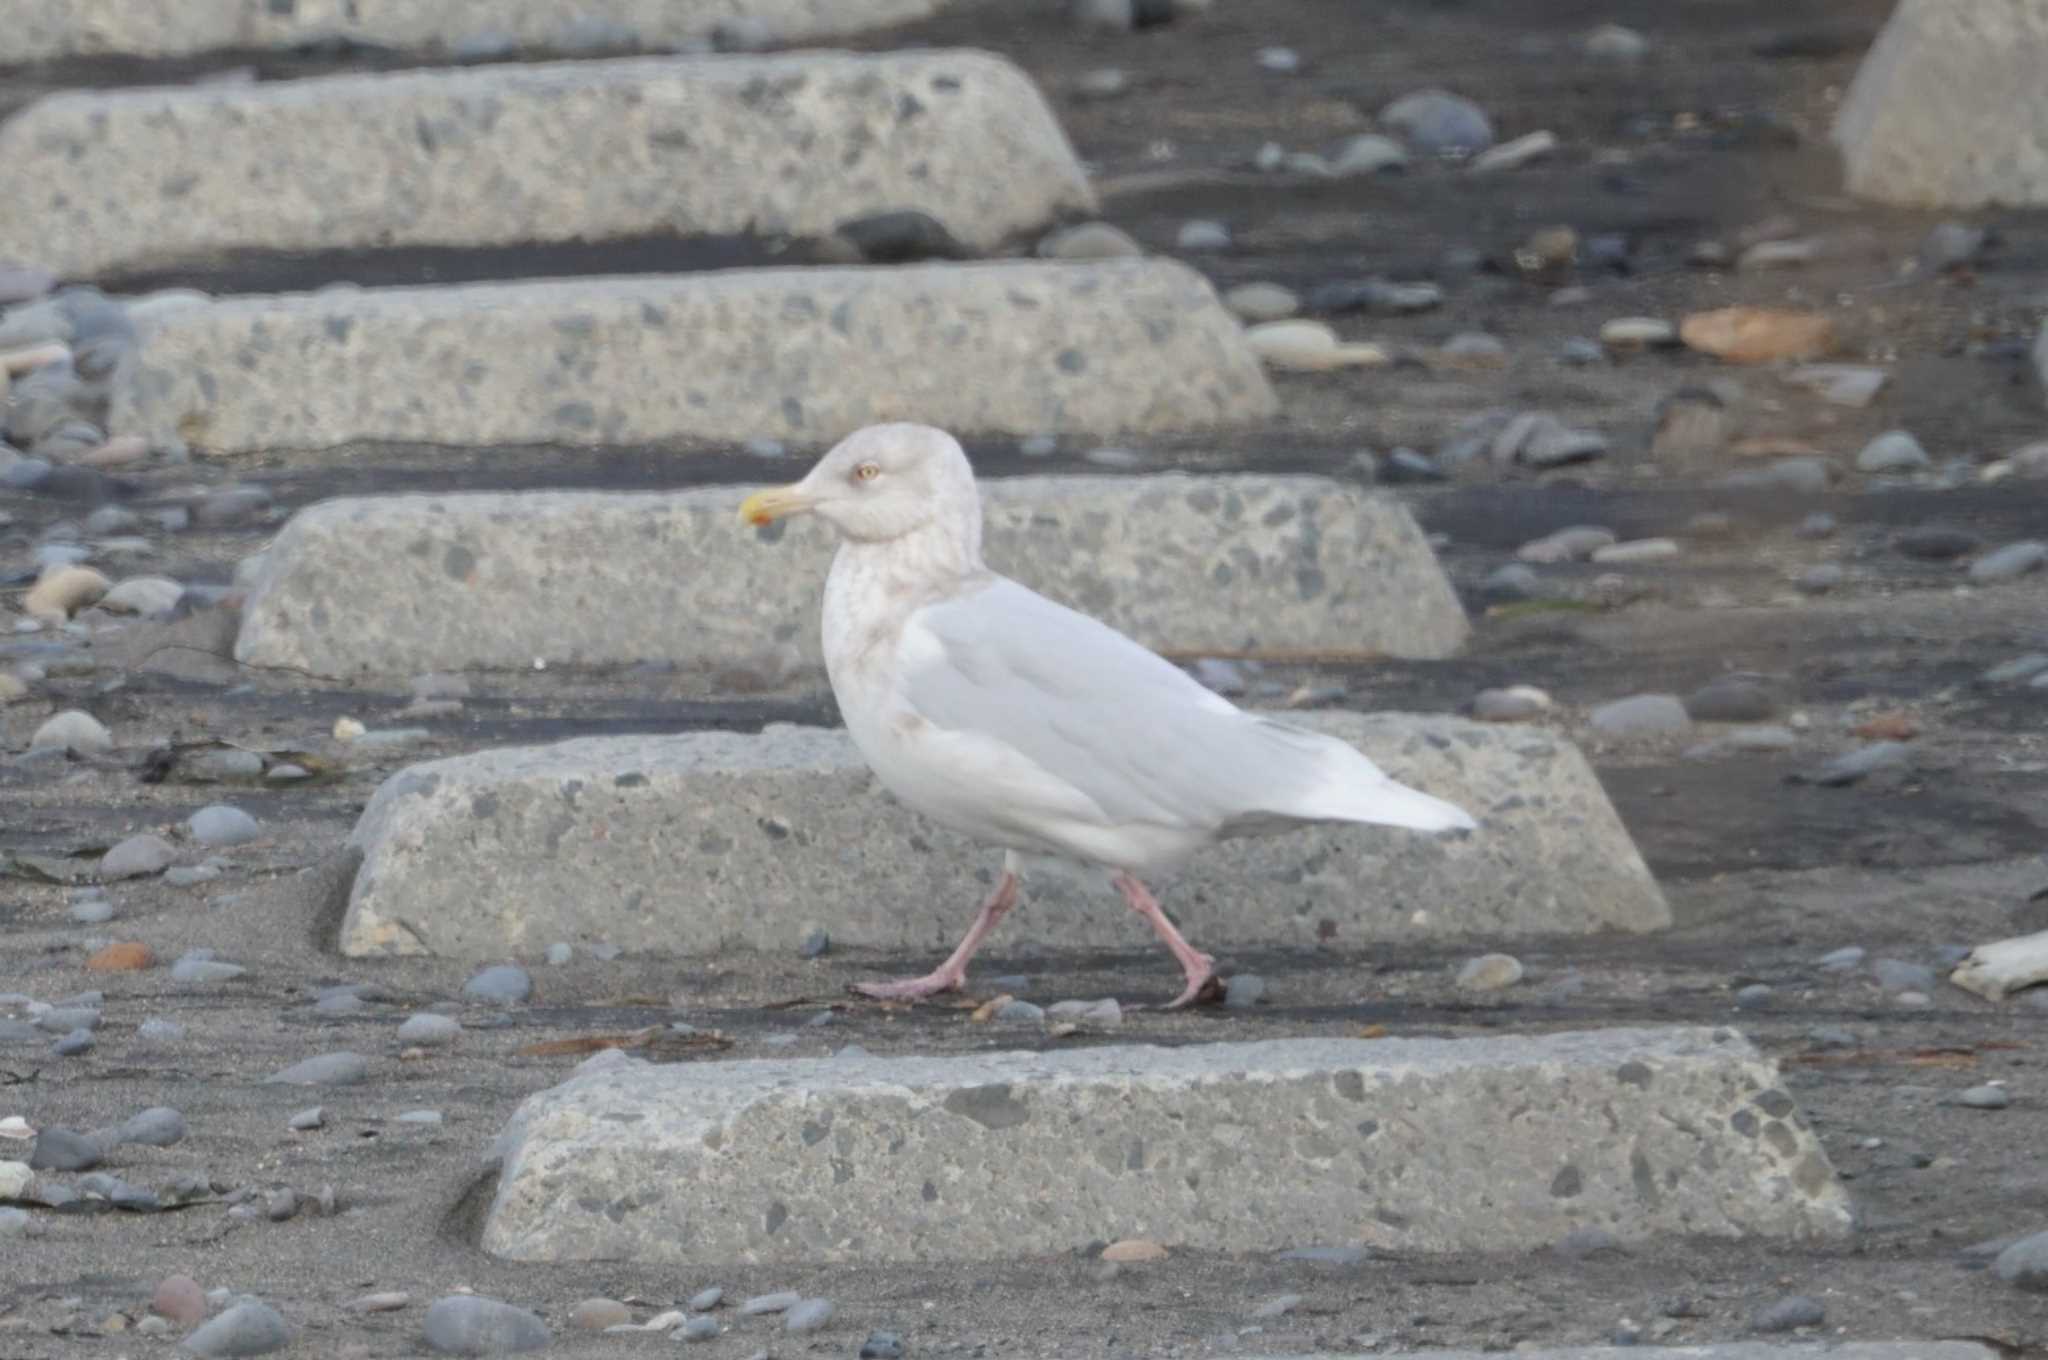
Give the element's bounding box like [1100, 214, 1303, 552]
[1233, 718, 1478, 835]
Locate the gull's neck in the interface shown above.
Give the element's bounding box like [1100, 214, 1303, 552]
[836, 495, 985, 590]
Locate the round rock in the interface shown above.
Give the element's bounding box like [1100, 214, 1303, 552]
[462, 964, 533, 1005]
[101, 833, 176, 880]
[397, 1012, 461, 1047]
[1380, 88, 1494, 153]
[189, 804, 261, 847]
[1456, 953, 1524, 991]
[31, 710, 111, 754]
[180, 1300, 293, 1357]
[423, 1296, 550, 1356]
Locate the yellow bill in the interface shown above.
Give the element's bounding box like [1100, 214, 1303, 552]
[738, 485, 813, 527]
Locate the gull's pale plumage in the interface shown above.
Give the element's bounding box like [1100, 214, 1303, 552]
[740, 422, 1475, 1006]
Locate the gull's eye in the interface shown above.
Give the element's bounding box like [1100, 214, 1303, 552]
[853, 462, 881, 482]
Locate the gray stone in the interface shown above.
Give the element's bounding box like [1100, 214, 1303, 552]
[29, 1127, 107, 1172]
[1456, 953, 1523, 991]
[1816, 946, 1866, 972]
[1835, 0, 2048, 208]
[422, 1295, 550, 1355]
[1588, 694, 1691, 738]
[679, 1315, 720, 1341]
[337, 714, 1665, 960]
[1855, 429, 1931, 473]
[188, 804, 261, 847]
[1176, 220, 1231, 253]
[116, 260, 1269, 458]
[1380, 88, 1494, 154]
[51, 1028, 93, 1056]
[1969, 541, 2047, 583]
[1958, 1083, 2010, 1109]
[165, 866, 223, 889]
[1897, 525, 1982, 560]
[170, 956, 247, 984]
[1796, 563, 1845, 595]
[1996, 1229, 2048, 1291]
[1803, 742, 1911, 786]
[1719, 457, 1832, 494]
[1685, 676, 1777, 723]
[100, 577, 184, 617]
[0, 1207, 30, 1236]
[1036, 223, 1144, 261]
[119, 1107, 186, 1147]
[1516, 526, 1615, 564]
[784, 1299, 835, 1333]
[31, 710, 111, 754]
[463, 965, 533, 1005]
[741, 1293, 802, 1316]
[1223, 974, 1267, 1008]
[289, 1107, 325, 1131]
[1984, 654, 2048, 684]
[1749, 1294, 1825, 1333]
[398, 1013, 462, 1047]
[69, 898, 115, 925]
[1872, 958, 1937, 994]
[687, 1288, 723, 1312]
[138, 1019, 185, 1043]
[101, 834, 176, 880]
[235, 474, 1459, 683]
[0, 52, 1086, 277]
[265, 1052, 370, 1086]
[1331, 133, 1410, 175]
[180, 1300, 292, 1357]
[481, 1027, 1850, 1264]
[1734, 984, 1774, 1010]
[860, 1330, 906, 1359]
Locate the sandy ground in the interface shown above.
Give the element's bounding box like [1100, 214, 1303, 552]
[3, 0, 2048, 1355]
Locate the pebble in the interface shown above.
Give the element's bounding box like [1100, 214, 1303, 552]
[1796, 563, 1845, 594]
[0, 1206, 28, 1236]
[423, 1296, 551, 1355]
[1036, 223, 1144, 261]
[23, 564, 109, 620]
[1856, 429, 1932, 474]
[153, 1275, 207, 1327]
[1996, 1230, 2048, 1291]
[1584, 23, 1649, 59]
[188, 804, 261, 846]
[544, 942, 574, 965]
[1329, 133, 1409, 175]
[266, 1188, 301, 1221]
[1735, 984, 1774, 1009]
[348, 1292, 411, 1313]
[1380, 88, 1494, 153]
[1483, 562, 1545, 602]
[1786, 364, 1887, 408]
[1250, 1293, 1304, 1319]
[1472, 685, 1552, 722]
[463, 964, 533, 1004]
[138, 1018, 185, 1043]
[1438, 332, 1508, 368]
[102, 833, 176, 879]
[1686, 675, 1777, 722]
[1817, 946, 1866, 971]
[171, 955, 248, 984]
[28, 1127, 106, 1171]
[993, 999, 1045, 1024]
[1750, 1295, 1825, 1333]
[1518, 526, 1616, 564]
[680, 1315, 721, 1341]
[288, 1107, 325, 1132]
[398, 1109, 444, 1124]
[31, 709, 112, 753]
[1223, 974, 1267, 1008]
[1600, 317, 1677, 350]
[1074, 67, 1129, 100]
[1591, 537, 1678, 564]
[860, 1331, 906, 1359]
[1589, 694, 1691, 737]
[397, 1012, 461, 1046]
[52, 1028, 93, 1055]
[1472, 130, 1558, 173]
[165, 866, 223, 889]
[1255, 46, 1301, 73]
[1918, 221, 1985, 272]
[70, 898, 117, 925]
[1968, 541, 2047, 583]
[1456, 953, 1524, 991]
[741, 1292, 802, 1316]
[1046, 998, 1122, 1026]
[1795, 512, 1838, 540]
[1222, 282, 1300, 322]
[1872, 958, 1936, 994]
[1244, 320, 1386, 372]
[119, 1107, 186, 1146]
[1176, 220, 1231, 253]
[1681, 306, 1836, 364]
[265, 1052, 370, 1086]
[1959, 1084, 2010, 1109]
[688, 1288, 723, 1312]
[1803, 741, 1909, 786]
[1738, 238, 1822, 270]
[572, 1298, 632, 1330]
[784, 1298, 835, 1333]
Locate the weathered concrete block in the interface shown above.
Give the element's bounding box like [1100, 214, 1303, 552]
[111, 261, 1270, 455]
[337, 713, 1664, 959]
[1834, 0, 2048, 208]
[235, 473, 1461, 684]
[0, 50, 1090, 277]
[480, 1027, 1850, 1263]
[0, 0, 942, 64]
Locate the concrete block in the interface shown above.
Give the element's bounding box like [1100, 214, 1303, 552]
[479, 1027, 1851, 1263]
[111, 260, 1269, 455]
[1835, 0, 2048, 208]
[0, 50, 1091, 277]
[0, 0, 942, 64]
[235, 473, 1461, 684]
[336, 712, 1665, 959]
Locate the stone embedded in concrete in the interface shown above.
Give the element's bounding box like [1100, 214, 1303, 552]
[480, 1026, 1850, 1264]
[111, 260, 1269, 456]
[0, 0, 942, 64]
[234, 473, 1460, 684]
[0, 50, 1090, 278]
[1244, 1348, 1993, 1360]
[336, 712, 1664, 960]
[1834, 0, 2048, 208]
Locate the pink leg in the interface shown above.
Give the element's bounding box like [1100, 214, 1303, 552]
[1112, 872, 1220, 1009]
[851, 868, 1020, 1002]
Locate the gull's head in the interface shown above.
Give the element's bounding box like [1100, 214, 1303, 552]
[738, 422, 980, 545]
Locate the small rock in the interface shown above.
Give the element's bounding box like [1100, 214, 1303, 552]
[1600, 317, 1677, 350]
[784, 1299, 835, 1333]
[860, 1330, 906, 1359]
[1036, 223, 1143, 261]
[99, 575, 184, 616]
[170, 955, 247, 984]
[265, 1052, 370, 1086]
[1176, 220, 1231, 253]
[138, 1018, 185, 1043]
[1795, 512, 1838, 540]
[1895, 525, 1983, 561]
[1738, 238, 1822, 270]
[1472, 130, 1558, 173]
[1969, 541, 2047, 584]
[571, 1299, 631, 1331]
[85, 941, 152, 972]
[1244, 320, 1386, 372]
[1735, 984, 1774, 1010]
[31, 709, 112, 753]
[462, 964, 533, 1005]
[422, 1295, 550, 1356]
[1584, 23, 1649, 59]
[1995, 1230, 2048, 1291]
[1816, 946, 1866, 971]
[1380, 88, 1494, 154]
[798, 928, 831, 959]
[1222, 283, 1299, 322]
[1796, 563, 1845, 594]
[23, 564, 109, 620]
[1959, 1084, 2010, 1110]
[680, 1315, 721, 1341]
[1438, 332, 1508, 368]
[165, 866, 222, 889]
[397, 1013, 461, 1047]
[348, 1292, 411, 1313]
[1591, 537, 1679, 564]
[1074, 67, 1129, 100]
[1102, 1238, 1169, 1262]
[688, 1288, 723, 1312]
[993, 999, 1045, 1024]
[288, 1107, 325, 1132]
[28, 1127, 105, 1171]
[0, 1206, 28, 1237]
[1329, 133, 1409, 175]
[118, 1107, 185, 1147]
[1786, 364, 1887, 408]
[101, 833, 176, 880]
[1255, 46, 1300, 73]
[1750, 1295, 1825, 1334]
[52, 1028, 93, 1056]
[1681, 307, 1836, 364]
[1472, 685, 1552, 722]
[1554, 1226, 1625, 1259]
[1589, 694, 1691, 737]
[153, 1275, 207, 1327]
[1456, 953, 1524, 991]
[1686, 675, 1777, 722]
[544, 942, 573, 966]
[833, 211, 965, 265]
[1872, 958, 1937, 994]
[397, 1109, 443, 1125]
[1222, 974, 1267, 1008]
[1856, 430, 1932, 474]
[189, 804, 260, 847]
[1046, 998, 1122, 1027]
[1918, 222, 1986, 273]
[741, 1292, 802, 1316]
[1518, 526, 1617, 564]
[1800, 742, 1910, 786]
[1482, 562, 1545, 602]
